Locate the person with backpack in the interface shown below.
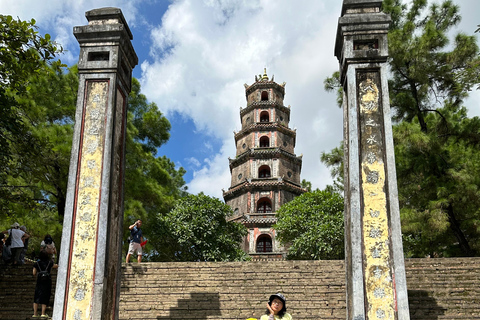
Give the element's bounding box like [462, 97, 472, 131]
[1, 222, 29, 265]
[32, 250, 57, 318]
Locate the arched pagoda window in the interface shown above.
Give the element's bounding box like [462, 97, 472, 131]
[257, 198, 272, 213]
[258, 165, 271, 178]
[256, 234, 273, 253]
[260, 111, 269, 122]
[259, 136, 269, 147]
[261, 91, 268, 101]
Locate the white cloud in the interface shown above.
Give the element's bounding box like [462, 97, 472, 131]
[140, 0, 344, 197]
[2, 0, 141, 65]
[5, 0, 479, 199]
[186, 157, 201, 168]
[187, 138, 235, 198]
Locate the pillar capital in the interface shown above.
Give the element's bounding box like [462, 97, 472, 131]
[335, 0, 390, 83]
[73, 7, 138, 92]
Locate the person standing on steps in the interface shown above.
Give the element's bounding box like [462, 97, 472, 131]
[32, 250, 58, 318]
[2, 222, 29, 265]
[125, 219, 143, 263]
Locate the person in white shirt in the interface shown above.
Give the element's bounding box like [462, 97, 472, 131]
[2, 222, 29, 265]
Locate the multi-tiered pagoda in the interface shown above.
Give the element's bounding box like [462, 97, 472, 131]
[223, 69, 306, 260]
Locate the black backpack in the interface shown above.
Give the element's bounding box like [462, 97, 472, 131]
[37, 261, 51, 282]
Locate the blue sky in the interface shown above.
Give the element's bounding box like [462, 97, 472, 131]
[3, 0, 479, 199]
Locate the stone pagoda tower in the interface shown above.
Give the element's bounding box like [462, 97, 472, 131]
[223, 69, 306, 260]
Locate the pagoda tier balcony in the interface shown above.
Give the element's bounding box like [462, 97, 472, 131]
[234, 122, 296, 141]
[240, 100, 290, 117]
[229, 147, 303, 168]
[244, 80, 286, 96]
[223, 177, 306, 200]
[227, 211, 277, 227]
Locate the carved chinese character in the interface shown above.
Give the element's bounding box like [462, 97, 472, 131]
[366, 118, 377, 127]
[373, 266, 383, 278]
[83, 176, 94, 188]
[87, 160, 97, 170]
[74, 309, 83, 320]
[369, 227, 382, 238]
[371, 246, 382, 258]
[92, 94, 101, 102]
[362, 100, 376, 111]
[88, 125, 100, 136]
[80, 211, 92, 222]
[373, 287, 385, 299]
[376, 308, 385, 319]
[80, 194, 91, 206]
[90, 108, 101, 120]
[74, 288, 85, 301]
[74, 250, 87, 260]
[366, 171, 379, 184]
[369, 209, 380, 218]
[80, 230, 91, 241]
[366, 152, 376, 164]
[86, 140, 98, 154]
[367, 136, 377, 144]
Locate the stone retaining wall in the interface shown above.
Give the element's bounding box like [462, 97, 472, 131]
[0, 258, 478, 319]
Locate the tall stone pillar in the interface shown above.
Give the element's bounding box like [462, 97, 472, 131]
[334, 1, 410, 320]
[53, 8, 137, 320]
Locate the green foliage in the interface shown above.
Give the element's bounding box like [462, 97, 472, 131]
[320, 142, 344, 192]
[394, 105, 480, 257]
[383, 0, 480, 131]
[0, 63, 77, 253]
[0, 15, 62, 166]
[0, 44, 186, 259]
[147, 193, 249, 262]
[321, 0, 480, 257]
[301, 179, 312, 192]
[275, 189, 345, 260]
[0, 15, 62, 93]
[323, 71, 342, 107]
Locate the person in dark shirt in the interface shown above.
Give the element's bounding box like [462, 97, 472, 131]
[32, 250, 58, 318]
[125, 219, 143, 263]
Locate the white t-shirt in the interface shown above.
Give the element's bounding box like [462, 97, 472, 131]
[8, 228, 25, 249]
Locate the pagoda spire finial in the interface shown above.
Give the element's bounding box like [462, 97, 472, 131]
[262, 67, 269, 81]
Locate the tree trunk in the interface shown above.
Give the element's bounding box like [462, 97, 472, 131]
[447, 203, 474, 256]
[409, 80, 428, 133]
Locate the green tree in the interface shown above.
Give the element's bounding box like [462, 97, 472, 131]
[383, 0, 480, 256]
[322, 0, 480, 257]
[148, 193, 249, 262]
[0, 15, 62, 165]
[301, 179, 313, 192]
[1, 62, 186, 258]
[275, 189, 344, 260]
[383, 0, 480, 132]
[394, 105, 480, 257]
[320, 142, 344, 192]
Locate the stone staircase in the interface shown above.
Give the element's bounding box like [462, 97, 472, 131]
[0, 258, 479, 320]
